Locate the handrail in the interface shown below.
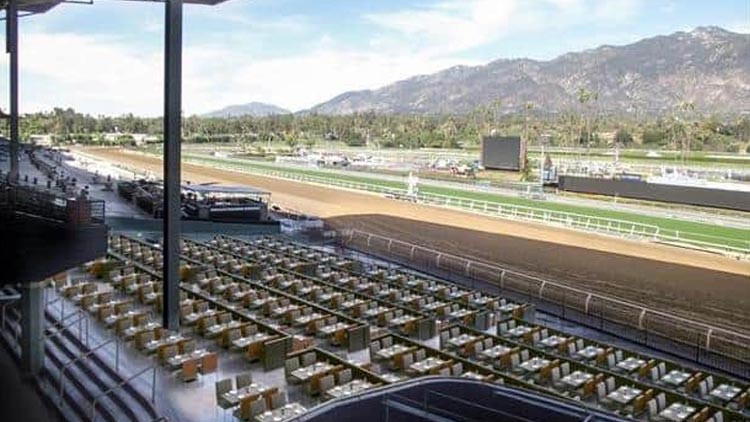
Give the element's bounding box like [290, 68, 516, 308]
[90, 365, 157, 422]
[58, 337, 116, 406]
[1, 303, 22, 342]
[44, 310, 88, 348]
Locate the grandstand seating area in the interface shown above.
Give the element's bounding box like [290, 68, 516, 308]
[38, 233, 750, 421]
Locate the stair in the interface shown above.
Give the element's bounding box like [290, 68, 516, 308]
[1, 304, 161, 422]
[43, 310, 160, 422]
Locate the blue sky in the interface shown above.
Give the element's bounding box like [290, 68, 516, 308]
[1, 0, 748, 116]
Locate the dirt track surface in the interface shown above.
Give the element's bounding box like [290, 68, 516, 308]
[85, 148, 750, 331]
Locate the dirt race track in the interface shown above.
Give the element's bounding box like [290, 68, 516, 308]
[85, 148, 750, 333]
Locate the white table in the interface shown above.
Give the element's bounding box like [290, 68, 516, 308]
[519, 357, 551, 373]
[616, 357, 646, 373]
[539, 335, 565, 348]
[561, 371, 593, 388]
[661, 370, 691, 386]
[607, 386, 642, 405]
[710, 384, 741, 402]
[576, 345, 603, 360]
[659, 403, 696, 422]
[448, 334, 477, 348]
[255, 403, 307, 422]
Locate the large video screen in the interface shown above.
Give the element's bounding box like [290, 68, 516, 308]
[481, 136, 522, 171]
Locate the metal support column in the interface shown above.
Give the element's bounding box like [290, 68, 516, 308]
[162, 0, 183, 331]
[7, 0, 19, 181]
[20, 281, 44, 376]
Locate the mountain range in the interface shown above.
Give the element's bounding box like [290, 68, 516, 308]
[208, 26, 750, 117]
[202, 102, 291, 118]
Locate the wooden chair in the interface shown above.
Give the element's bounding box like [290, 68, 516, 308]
[158, 344, 178, 365]
[200, 352, 218, 374]
[337, 368, 353, 385]
[178, 339, 196, 355]
[135, 330, 154, 350]
[97, 306, 114, 323]
[269, 391, 286, 410]
[318, 374, 335, 395]
[115, 317, 133, 336]
[249, 398, 267, 419]
[233, 396, 254, 422]
[181, 359, 198, 382]
[246, 342, 264, 362]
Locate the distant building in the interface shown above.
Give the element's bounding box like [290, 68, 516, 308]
[29, 134, 53, 146]
[102, 133, 157, 146]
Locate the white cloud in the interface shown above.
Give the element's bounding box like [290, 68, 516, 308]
[182, 38, 475, 114]
[0, 32, 162, 115]
[0, 0, 648, 116]
[364, 0, 644, 58]
[0, 29, 469, 116]
[726, 20, 750, 34]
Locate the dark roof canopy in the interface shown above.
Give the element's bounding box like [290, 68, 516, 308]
[1, 0, 63, 14]
[1, 0, 230, 15]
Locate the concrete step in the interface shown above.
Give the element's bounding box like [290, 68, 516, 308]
[44, 310, 159, 422]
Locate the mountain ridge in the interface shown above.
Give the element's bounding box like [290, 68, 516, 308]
[306, 26, 750, 116]
[202, 102, 291, 118]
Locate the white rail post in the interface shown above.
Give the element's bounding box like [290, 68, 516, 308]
[584, 294, 592, 314]
[638, 309, 647, 330]
[538, 280, 547, 298]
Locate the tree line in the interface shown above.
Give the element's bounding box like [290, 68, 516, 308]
[10, 106, 750, 153]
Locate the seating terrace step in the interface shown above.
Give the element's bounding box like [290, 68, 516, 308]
[43, 310, 160, 422]
[41, 341, 112, 422]
[45, 330, 118, 422]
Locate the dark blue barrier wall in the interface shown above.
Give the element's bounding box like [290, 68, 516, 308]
[558, 175, 750, 211]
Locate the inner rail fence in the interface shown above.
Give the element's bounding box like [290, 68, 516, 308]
[337, 229, 750, 380]
[180, 156, 750, 258]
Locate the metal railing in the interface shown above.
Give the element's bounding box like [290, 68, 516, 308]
[338, 229, 750, 378]
[58, 337, 119, 406]
[0, 178, 106, 226]
[46, 298, 89, 347]
[90, 365, 157, 422]
[182, 156, 749, 257]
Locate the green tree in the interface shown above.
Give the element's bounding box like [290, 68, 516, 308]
[614, 129, 634, 145]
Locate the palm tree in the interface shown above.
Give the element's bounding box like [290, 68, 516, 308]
[523, 101, 535, 145]
[676, 100, 695, 162]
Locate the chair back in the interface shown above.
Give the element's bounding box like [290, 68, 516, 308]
[236, 372, 253, 389]
[337, 368, 352, 385]
[216, 378, 233, 399]
[270, 391, 286, 409]
[249, 398, 267, 418]
[319, 375, 335, 394]
[238, 396, 253, 421]
[201, 353, 218, 374]
[182, 359, 198, 382]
